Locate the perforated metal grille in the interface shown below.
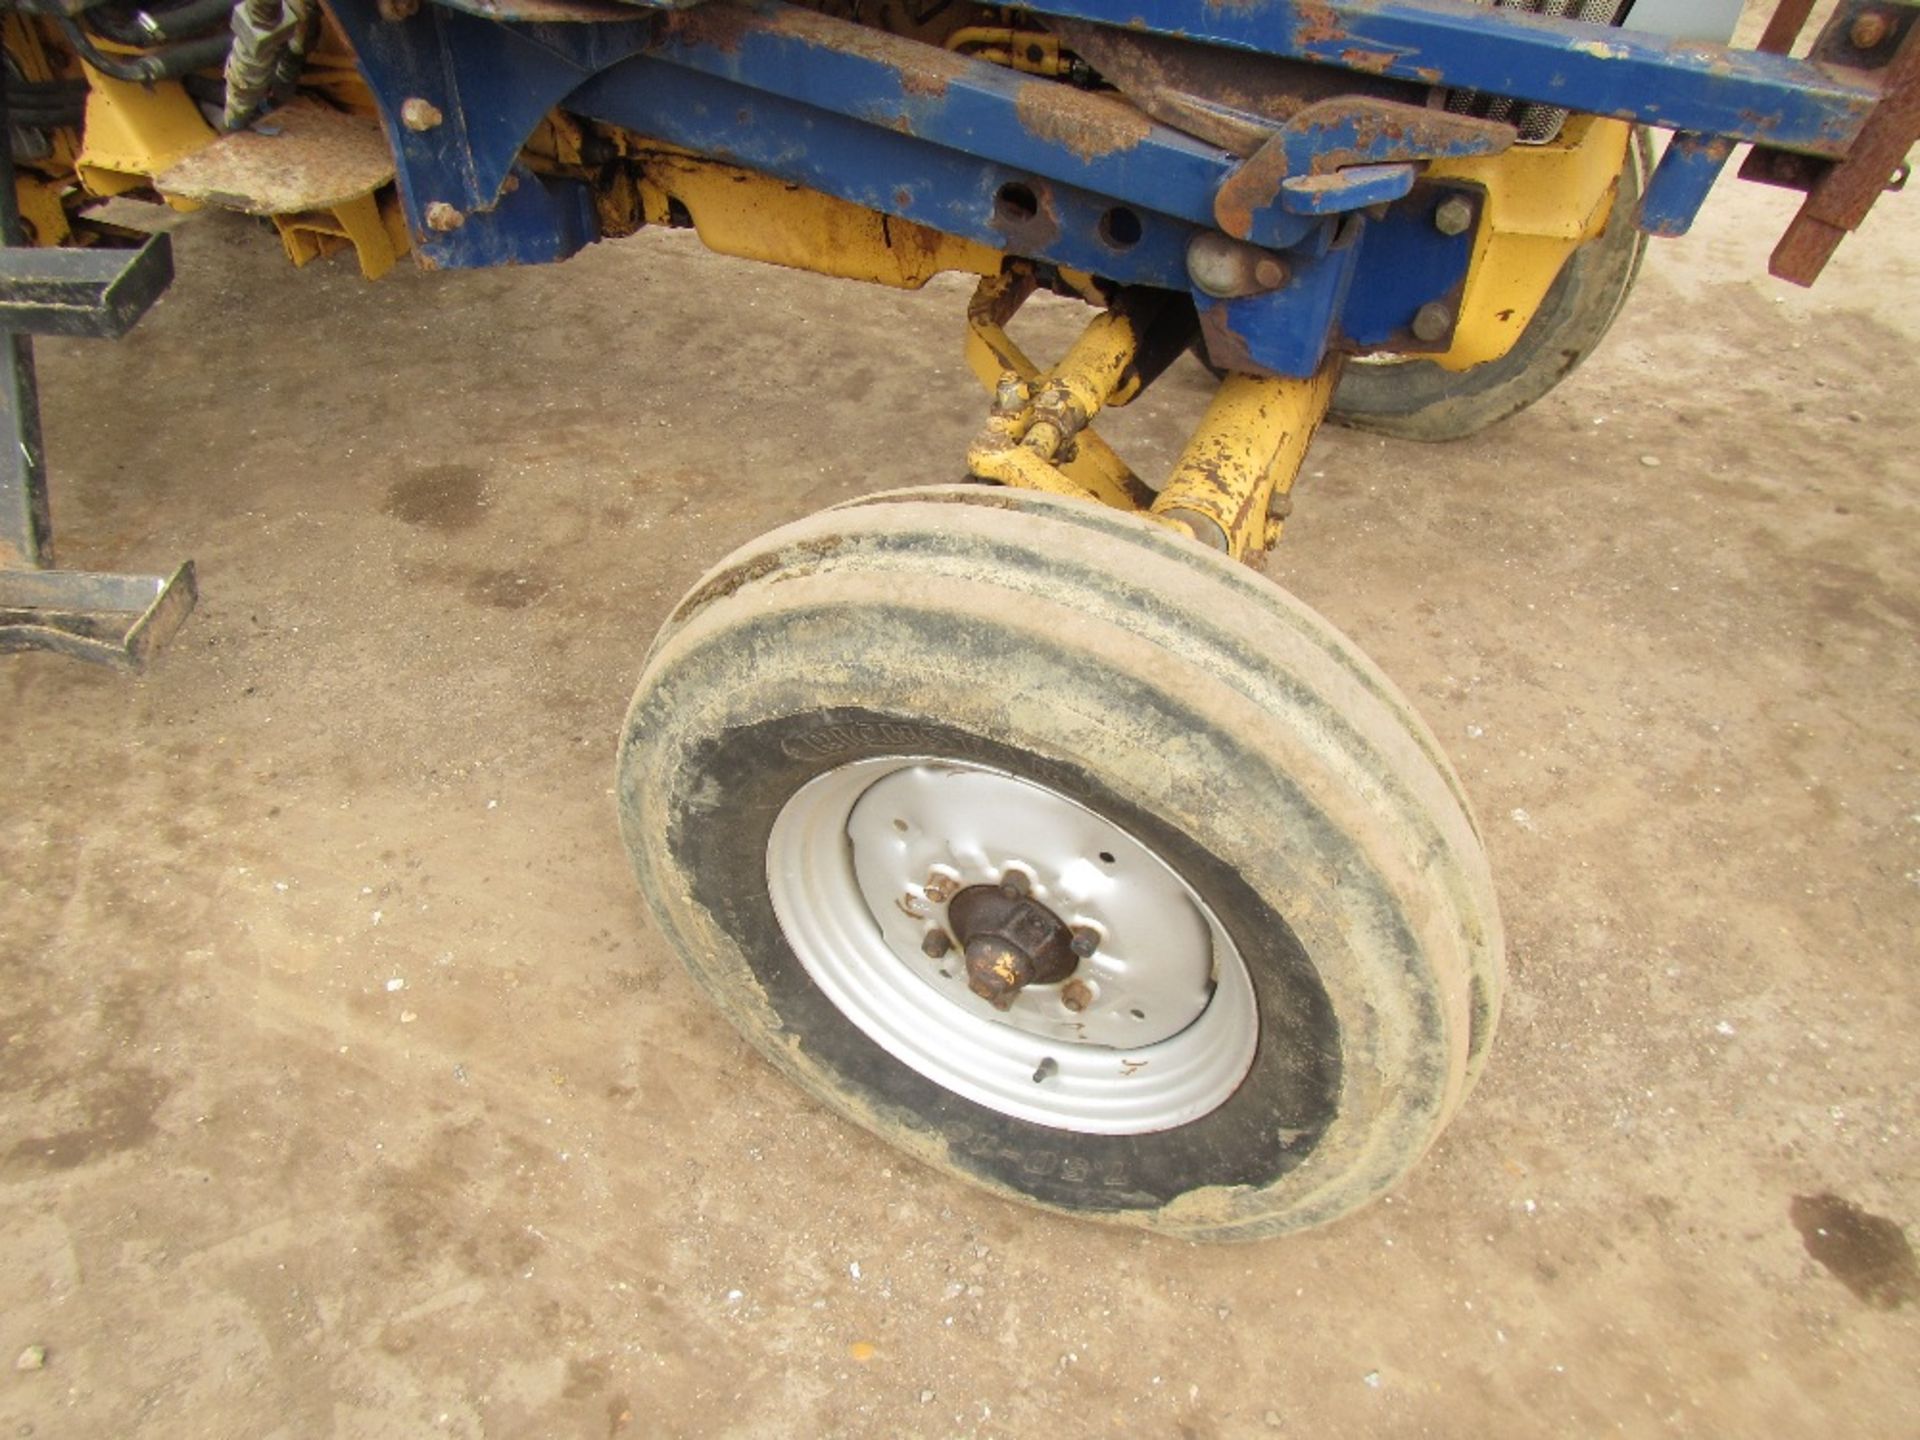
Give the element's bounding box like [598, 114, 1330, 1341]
[1445, 0, 1631, 143]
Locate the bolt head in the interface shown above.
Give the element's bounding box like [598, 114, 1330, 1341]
[1069, 927, 1099, 959]
[923, 873, 957, 903]
[1251, 255, 1288, 291]
[1433, 195, 1475, 237]
[400, 97, 443, 133]
[1410, 301, 1454, 344]
[424, 201, 465, 233]
[1850, 10, 1890, 48]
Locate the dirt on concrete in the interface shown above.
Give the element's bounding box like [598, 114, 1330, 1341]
[1, 161, 1916, 1438]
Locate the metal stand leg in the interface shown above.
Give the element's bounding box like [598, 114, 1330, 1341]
[0, 56, 196, 670]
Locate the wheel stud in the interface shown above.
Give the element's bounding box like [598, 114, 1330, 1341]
[1069, 926, 1099, 959]
[1061, 978, 1094, 1013]
[921, 928, 952, 959]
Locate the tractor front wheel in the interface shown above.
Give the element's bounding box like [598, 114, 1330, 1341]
[617, 486, 1504, 1239]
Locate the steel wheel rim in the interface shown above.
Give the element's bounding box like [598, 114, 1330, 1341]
[766, 756, 1258, 1135]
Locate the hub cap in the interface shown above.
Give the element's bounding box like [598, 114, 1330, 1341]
[765, 757, 1258, 1134]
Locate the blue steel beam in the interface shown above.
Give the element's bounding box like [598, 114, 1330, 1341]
[330, 0, 1483, 372]
[633, 1, 1320, 250]
[1640, 131, 1738, 236]
[1005, 0, 1885, 157]
[570, 57, 1209, 286]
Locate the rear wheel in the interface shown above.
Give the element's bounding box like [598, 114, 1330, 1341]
[1328, 130, 1653, 441]
[617, 486, 1503, 1239]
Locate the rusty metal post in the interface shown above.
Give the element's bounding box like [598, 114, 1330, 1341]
[1150, 361, 1341, 559]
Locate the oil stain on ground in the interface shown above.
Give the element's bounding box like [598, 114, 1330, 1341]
[1790, 1193, 1920, 1309]
[384, 463, 490, 533]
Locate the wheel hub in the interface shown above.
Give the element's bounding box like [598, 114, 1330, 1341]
[946, 875, 1080, 1009]
[765, 756, 1260, 1133]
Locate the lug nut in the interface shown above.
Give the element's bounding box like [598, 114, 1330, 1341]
[921, 929, 952, 959]
[1069, 927, 1099, 959]
[923, 873, 957, 903]
[998, 869, 1031, 900]
[1061, 978, 1095, 1013]
[1411, 302, 1454, 344]
[1433, 195, 1475, 237]
[965, 936, 1030, 1009]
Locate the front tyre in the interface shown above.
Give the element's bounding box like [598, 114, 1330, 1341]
[617, 486, 1503, 1240]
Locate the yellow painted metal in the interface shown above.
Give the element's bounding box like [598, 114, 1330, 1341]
[962, 269, 1153, 510]
[12, 173, 72, 247]
[1425, 116, 1632, 371]
[1150, 363, 1340, 560]
[297, 17, 382, 120]
[155, 99, 407, 280]
[945, 26, 1070, 75]
[75, 66, 213, 203]
[633, 149, 1001, 290]
[5, 17, 82, 242]
[1022, 308, 1144, 457]
[271, 192, 410, 281]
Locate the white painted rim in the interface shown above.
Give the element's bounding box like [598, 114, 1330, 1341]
[765, 757, 1258, 1134]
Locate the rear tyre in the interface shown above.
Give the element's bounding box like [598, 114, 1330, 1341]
[1328, 130, 1652, 441]
[617, 485, 1503, 1239]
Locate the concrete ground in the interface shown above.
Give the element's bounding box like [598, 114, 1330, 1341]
[2, 160, 1916, 1439]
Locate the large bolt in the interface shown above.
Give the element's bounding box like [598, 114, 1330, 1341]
[1850, 10, 1890, 47]
[992, 372, 1030, 415]
[1187, 232, 1289, 299]
[1021, 419, 1065, 459]
[424, 201, 465, 232]
[400, 98, 443, 133]
[1411, 302, 1454, 344]
[1433, 195, 1475, 237]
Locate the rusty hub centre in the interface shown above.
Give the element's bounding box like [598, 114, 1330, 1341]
[944, 871, 1083, 1010]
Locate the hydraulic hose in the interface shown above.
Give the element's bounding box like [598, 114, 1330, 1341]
[0, 74, 86, 130]
[4, 104, 87, 129]
[86, 0, 240, 47]
[52, 16, 231, 83]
